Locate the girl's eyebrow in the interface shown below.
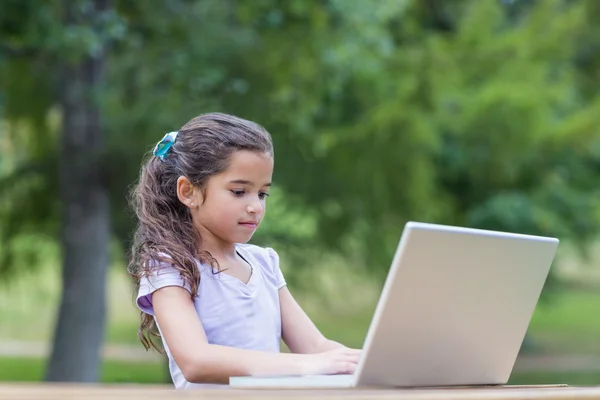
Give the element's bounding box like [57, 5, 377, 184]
[229, 179, 272, 187]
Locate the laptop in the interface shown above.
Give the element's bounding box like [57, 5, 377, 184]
[230, 221, 559, 389]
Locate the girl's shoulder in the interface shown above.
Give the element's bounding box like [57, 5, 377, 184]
[236, 243, 279, 269]
[236, 243, 286, 288]
[236, 242, 276, 257]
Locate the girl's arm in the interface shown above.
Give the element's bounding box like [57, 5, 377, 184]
[152, 286, 358, 384]
[279, 286, 357, 354]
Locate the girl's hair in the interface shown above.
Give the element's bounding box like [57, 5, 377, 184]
[127, 112, 274, 351]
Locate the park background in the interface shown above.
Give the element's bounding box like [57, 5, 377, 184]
[1, 0, 600, 386]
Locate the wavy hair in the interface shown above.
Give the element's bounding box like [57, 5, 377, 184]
[128, 112, 274, 351]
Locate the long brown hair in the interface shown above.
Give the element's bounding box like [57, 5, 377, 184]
[128, 112, 274, 351]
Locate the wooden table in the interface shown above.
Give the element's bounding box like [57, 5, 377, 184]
[2, 384, 600, 400]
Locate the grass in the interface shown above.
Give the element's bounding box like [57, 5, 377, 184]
[0, 357, 167, 383]
[527, 290, 600, 354]
[1, 356, 599, 386]
[508, 371, 600, 386]
[0, 261, 143, 345]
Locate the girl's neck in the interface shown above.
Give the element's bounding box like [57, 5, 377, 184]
[194, 224, 239, 263]
[204, 246, 238, 262]
[199, 236, 238, 262]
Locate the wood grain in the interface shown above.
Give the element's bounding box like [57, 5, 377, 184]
[1, 383, 600, 400]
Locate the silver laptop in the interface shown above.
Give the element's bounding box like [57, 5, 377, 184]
[230, 221, 559, 389]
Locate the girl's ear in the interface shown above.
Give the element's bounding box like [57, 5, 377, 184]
[176, 176, 201, 208]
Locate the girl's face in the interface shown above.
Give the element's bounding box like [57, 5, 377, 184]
[190, 150, 273, 248]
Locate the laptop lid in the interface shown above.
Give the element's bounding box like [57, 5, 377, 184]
[353, 222, 559, 387]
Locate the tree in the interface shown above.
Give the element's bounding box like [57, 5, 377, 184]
[228, 0, 600, 279]
[45, 0, 112, 383]
[1, 0, 118, 381]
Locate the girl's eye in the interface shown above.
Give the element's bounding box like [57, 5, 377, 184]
[259, 192, 270, 200]
[231, 190, 245, 197]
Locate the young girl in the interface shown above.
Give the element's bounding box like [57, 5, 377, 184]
[128, 112, 360, 389]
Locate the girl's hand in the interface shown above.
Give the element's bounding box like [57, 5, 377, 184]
[298, 347, 362, 376]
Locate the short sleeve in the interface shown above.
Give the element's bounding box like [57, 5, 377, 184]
[136, 257, 192, 316]
[267, 247, 286, 290]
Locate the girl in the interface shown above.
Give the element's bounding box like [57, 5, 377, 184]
[128, 113, 360, 389]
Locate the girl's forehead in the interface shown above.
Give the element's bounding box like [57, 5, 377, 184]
[219, 150, 273, 182]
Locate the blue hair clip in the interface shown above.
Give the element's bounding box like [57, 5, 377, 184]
[153, 131, 179, 161]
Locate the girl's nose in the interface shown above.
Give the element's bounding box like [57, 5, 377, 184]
[247, 198, 263, 214]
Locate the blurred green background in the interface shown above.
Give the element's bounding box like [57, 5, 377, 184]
[1, 0, 600, 387]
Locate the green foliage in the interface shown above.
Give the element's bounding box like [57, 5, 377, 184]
[1, 0, 600, 289]
[229, 0, 600, 278]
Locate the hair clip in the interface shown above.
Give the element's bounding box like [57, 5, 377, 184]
[153, 131, 179, 161]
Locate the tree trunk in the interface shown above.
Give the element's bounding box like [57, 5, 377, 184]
[45, 0, 110, 383]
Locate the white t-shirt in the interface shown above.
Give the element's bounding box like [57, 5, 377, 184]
[136, 243, 286, 389]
